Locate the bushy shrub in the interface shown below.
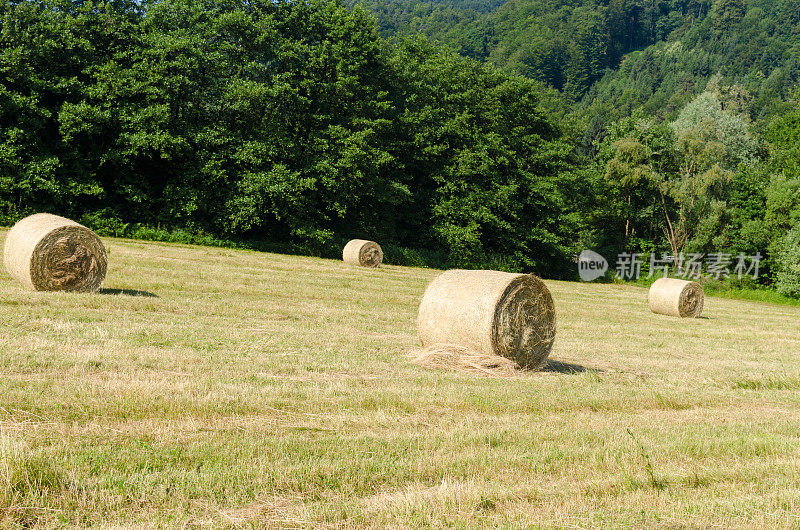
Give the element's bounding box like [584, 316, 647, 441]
[775, 225, 800, 298]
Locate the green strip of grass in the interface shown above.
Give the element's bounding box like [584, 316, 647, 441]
[622, 276, 800, 307]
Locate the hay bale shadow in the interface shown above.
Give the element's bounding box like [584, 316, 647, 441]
[541, 359, 596, 374]
[97, 288, 158, 298]
[412, 346, 599, 378]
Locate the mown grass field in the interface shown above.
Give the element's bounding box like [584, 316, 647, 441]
[1, 230, 800, 528]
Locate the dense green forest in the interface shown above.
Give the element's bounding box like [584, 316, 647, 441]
[1, 0, 799, 295]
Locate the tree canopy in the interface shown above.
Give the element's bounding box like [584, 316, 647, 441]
[0, 0, 584, 276]
[2, 0, 800, 294]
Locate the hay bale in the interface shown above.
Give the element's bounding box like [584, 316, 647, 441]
[417, 269, 556, 370]
[343, 239, 383, 268]
[648, 277, 704, 318]
[3, 213, 107, 292]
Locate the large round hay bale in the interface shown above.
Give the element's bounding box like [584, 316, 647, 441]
[342, 239, 383, 268]
[417, 269, 556, 370]
[3, 213, 107, 292]
[648, 277, 704, 318]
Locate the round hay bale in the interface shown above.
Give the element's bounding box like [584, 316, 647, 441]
[417, 269, 556, 370]
[648, 277, 704, 318]
[3, 213, 107, 292]
[343, 239, 383, 268]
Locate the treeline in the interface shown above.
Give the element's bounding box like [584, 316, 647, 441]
[0, 0, 584, 277]
[2, 0, 800, 294]
[349, 0, 800, 295]
[592, 79, 800, 296]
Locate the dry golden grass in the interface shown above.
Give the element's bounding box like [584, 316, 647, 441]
[1, 229, 800, 527]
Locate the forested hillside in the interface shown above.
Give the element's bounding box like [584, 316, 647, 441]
[348, 0, 800, 295]
[1, 0, 800, 295]
[353, 0, 800, 124]
[350, 0, 709, 100]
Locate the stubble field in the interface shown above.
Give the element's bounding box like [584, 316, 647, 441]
[1, 230, 799, 527]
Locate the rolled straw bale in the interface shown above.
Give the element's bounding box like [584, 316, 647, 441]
[3, 213, 107, 292]
[417, 269, 556, 370]
[648, 277, 704, 318]
[343, 239, 383, 268]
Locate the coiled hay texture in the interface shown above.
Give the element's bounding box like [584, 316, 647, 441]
[3, 213, 107, 292]
[416, 269, 556, 371]
[343, 239, 383, 268]
[648, 277, 704, 318]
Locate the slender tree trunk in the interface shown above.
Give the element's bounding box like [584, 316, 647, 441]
[625, 194, 631, 239]
[659, 189, 683, 271]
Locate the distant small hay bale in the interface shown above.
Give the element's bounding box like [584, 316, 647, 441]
[343, 239, 383, 268]
[417, 269, 556, 370]
[3, 213, 107, 292]
[648, 277, 704, 318]
[412, 344, 520, 378]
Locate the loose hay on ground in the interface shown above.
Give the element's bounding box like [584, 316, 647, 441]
[411, 344, 520, 377]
